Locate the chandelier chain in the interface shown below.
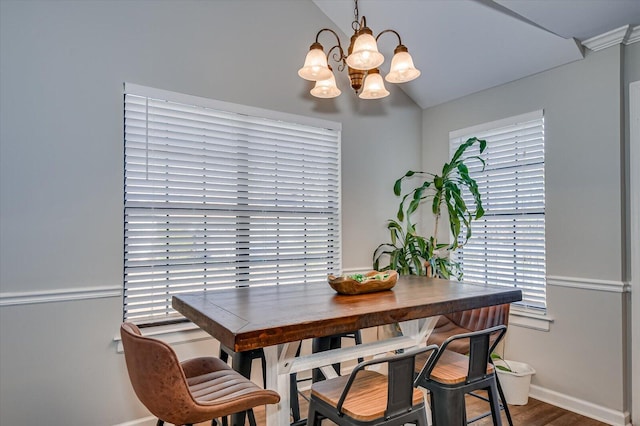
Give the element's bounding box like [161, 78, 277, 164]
[352, 0, 360, 32]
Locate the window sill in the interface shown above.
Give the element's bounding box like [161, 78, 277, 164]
[509, 307, 553, 331]
[114, 322, 213, 353]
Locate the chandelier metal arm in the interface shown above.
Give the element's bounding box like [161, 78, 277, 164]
[375, 28, 402, 46]
[327, 45, 347, 72]
[314, 28, 347, 71]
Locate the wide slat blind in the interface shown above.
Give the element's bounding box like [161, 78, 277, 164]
[123, 84, 342, 324]
[450, 110, 546, 310]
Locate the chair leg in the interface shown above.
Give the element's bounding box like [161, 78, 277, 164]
[414, 407, 429, 426]
[353, 330, 364, 363]
[260, 348, 267, 387]
[306, 399, 324, 426]
[495, 373, 513, 426]
[247, 409, 257, 426]
[290, 370, 301, 421]
[330, 336, 341, 374]
[156, 420, 164, 426]
[312, 336, 333, 382]
[429, 387, 467, 426]
[230, 352, 253, 426]
[487, 383, 503, 426]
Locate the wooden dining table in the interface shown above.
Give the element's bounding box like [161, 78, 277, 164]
[172, 275, 522, 426]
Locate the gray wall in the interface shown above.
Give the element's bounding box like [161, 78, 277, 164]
[0, 1, 421, 424]
[422, 45, 632, 418]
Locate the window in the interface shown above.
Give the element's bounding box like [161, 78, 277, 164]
[450, 110, 546, 310]
[123, 84, 342, 325]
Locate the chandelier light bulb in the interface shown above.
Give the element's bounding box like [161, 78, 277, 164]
[359, 69, 390, 99]
[346, 28, 384, 71]
[385, 45, 421, 83]
[298, 43, 332, 81]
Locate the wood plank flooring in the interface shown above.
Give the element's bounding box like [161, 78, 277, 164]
[203, 390, 608, 426]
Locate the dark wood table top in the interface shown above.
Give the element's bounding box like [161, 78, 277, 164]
[172, 275, 522, 352]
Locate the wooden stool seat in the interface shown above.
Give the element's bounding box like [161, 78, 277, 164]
[416, 350, 494, 385]
[310, 370, 425, 422]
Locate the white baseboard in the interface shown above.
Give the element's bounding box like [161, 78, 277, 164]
[529, 384, 631, 426]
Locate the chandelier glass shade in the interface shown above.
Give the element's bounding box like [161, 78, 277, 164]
[359, 68, 389, 99]
[346, 28, 384, 70]
[298, 43, 333, 81]
[298, 0, 420, 99]
[310, 66, 342, 98]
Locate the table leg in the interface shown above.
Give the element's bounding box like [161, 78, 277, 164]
[263, 344, 296, 426]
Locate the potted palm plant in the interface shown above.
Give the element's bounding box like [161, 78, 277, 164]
[373, 137, 487, 279]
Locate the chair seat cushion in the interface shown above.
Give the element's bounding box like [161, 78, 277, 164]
[415, 350, 494, 385]
[182, 357, 280, 417]
[310, 370, 425, 422]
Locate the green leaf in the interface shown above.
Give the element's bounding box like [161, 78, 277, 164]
[434, 175, 443, 190]
[393, 178, 403, 196]
[432, 192, 441, 215]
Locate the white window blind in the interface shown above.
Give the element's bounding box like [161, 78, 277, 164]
[450, 110, 546, 310]
[123, 84, 342, 324]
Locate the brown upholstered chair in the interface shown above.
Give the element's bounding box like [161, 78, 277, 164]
[120, 322, 280, 426]
[427, 304, 510, 354]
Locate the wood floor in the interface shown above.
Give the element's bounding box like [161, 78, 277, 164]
[211, 390, 608, 426]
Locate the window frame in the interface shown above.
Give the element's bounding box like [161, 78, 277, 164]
[449, 110, 546, 311]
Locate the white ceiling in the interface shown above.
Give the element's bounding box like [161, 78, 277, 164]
[312, 0, 640, 108]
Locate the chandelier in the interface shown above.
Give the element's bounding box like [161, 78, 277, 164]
[298, 0, 420, 100]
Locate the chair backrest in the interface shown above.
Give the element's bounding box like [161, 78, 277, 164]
[445, 304, 510, 331]
[337, 345, 438, 419]
[120, 322, 196, 422]
[418, 325, 507, 385]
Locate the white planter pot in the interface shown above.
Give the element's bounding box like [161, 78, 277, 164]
[495, 359, 536, 405]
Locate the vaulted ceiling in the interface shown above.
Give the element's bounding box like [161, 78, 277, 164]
[312, 0, 640, 108]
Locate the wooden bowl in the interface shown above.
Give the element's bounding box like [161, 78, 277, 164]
[327, 270, 398, 295]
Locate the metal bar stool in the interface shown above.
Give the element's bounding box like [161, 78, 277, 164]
[415, 325, 507, 426]
[307, 345, 438, 426]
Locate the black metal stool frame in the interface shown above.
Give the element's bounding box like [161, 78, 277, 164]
[415, 325, 507, 426]
[307, 345, 438, 426]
